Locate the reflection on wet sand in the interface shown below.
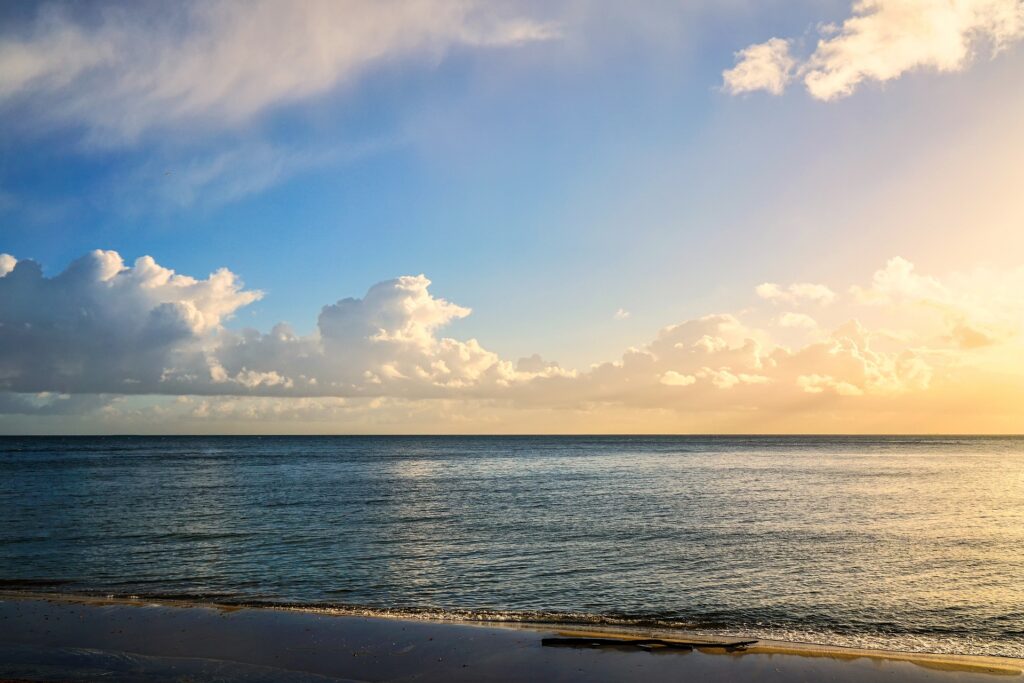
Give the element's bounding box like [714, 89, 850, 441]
[0, 594, 1020, 682]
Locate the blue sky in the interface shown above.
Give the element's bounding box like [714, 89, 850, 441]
[2, 0, 1023, 432]
[0, 1, 851, 362]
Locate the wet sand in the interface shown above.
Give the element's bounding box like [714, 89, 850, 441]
[0, 593, 1020, 682]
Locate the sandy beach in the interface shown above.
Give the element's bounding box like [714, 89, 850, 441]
[0, 593, 1019, 682]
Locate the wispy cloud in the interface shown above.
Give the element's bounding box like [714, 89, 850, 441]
[0, 0, 558, 143]
[115, 137, 395, 212]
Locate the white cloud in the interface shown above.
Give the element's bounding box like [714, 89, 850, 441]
[697, 367, 772, 389]
[2, 251, 1022, 432]
[851, 256, 1023, 349]
[756, 281, 836, 305]
[0, 253, 528, 398]
[0, 250, 260, 394]
[797, 374, 864, 396]
[614, 308, 631, 320]
[725, 0, 1024, 100]
[231, 369, 294, 390]
[0, 7, 113, 98]
[777, 319, 933, 396]
[778, 312, 819, 329]
[162, 273, 525, 397]
[311, 274, 516, 390]
[804, 0, 1024, 100]
[0, 254, 16, 277]
[0, 0, 557, 142]
[660, 370, 696, 386]
[851, 256, 945, 304]
[722, 38, 795, 95]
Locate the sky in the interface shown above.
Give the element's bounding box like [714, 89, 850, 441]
[1, 0, 1023, 434]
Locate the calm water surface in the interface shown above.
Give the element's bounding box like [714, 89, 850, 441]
[1, 436, 1022, 657]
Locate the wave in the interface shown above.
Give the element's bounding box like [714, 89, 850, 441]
[5, 588, 1020, 660]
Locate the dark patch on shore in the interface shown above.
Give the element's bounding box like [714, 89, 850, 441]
[0, 580, 72, 589]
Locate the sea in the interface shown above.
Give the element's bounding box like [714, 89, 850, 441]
[1, 435, 1021, 658]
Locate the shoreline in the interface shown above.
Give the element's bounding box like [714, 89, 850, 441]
[1, 591, 1020, 681]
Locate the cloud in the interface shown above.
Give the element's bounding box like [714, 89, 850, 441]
[0, 250, 260, 394]
[722, 38, 795, 95]
[1, 250, 1022, 432]
[724, 0, 1024, 99]
[660, 370, 697, 386]
[0, 254, 16, 277]
[614, 308, 631, 320]
[777, 312, 819, 329]
[0, 7, 113, 98]
[204, 279, 573, 397]
[804, 0, 1024, 100]
[0, 252, 532, 398]
[697, 367, 772, 389]
[775, 319, 933, 396]
[310, 274, 517, 390]
[756, 281, 836, 305]
[0, 0, 557, 142]
[796, 374, 864, 396]
[515, 310, 929, 410]
[851, 256, 1023, 349]
[0, 392, 113, 416]
[119, 139, 390, 211]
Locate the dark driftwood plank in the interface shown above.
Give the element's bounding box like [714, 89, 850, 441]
[541, 637, 758, 652]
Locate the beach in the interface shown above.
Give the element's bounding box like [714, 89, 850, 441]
[0, 593, 1020, 682]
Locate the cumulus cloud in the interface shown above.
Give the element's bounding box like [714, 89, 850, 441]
[0, 250, 259, 394]
[0, 252, 543, 399]
[1, 250, 1021, 431]
[804, 0, 1024, 100]
[851, 255, 945, 304]
[542, 311, 927, 406]
[851, 256, 1022, 349]
[614, 308, 631, 320]
[312, 274, 517, 390]
[724, 0, 1024, 99]
[0, 0, 557, 142]
[722, 38, 795, 95]
[774, 319, 933, 396]
[205, 277, 576, 398]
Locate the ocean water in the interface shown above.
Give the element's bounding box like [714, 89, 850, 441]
[1, 435, 1022, 658]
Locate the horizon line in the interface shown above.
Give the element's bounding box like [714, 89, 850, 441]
[2, 433, 1022, 438]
